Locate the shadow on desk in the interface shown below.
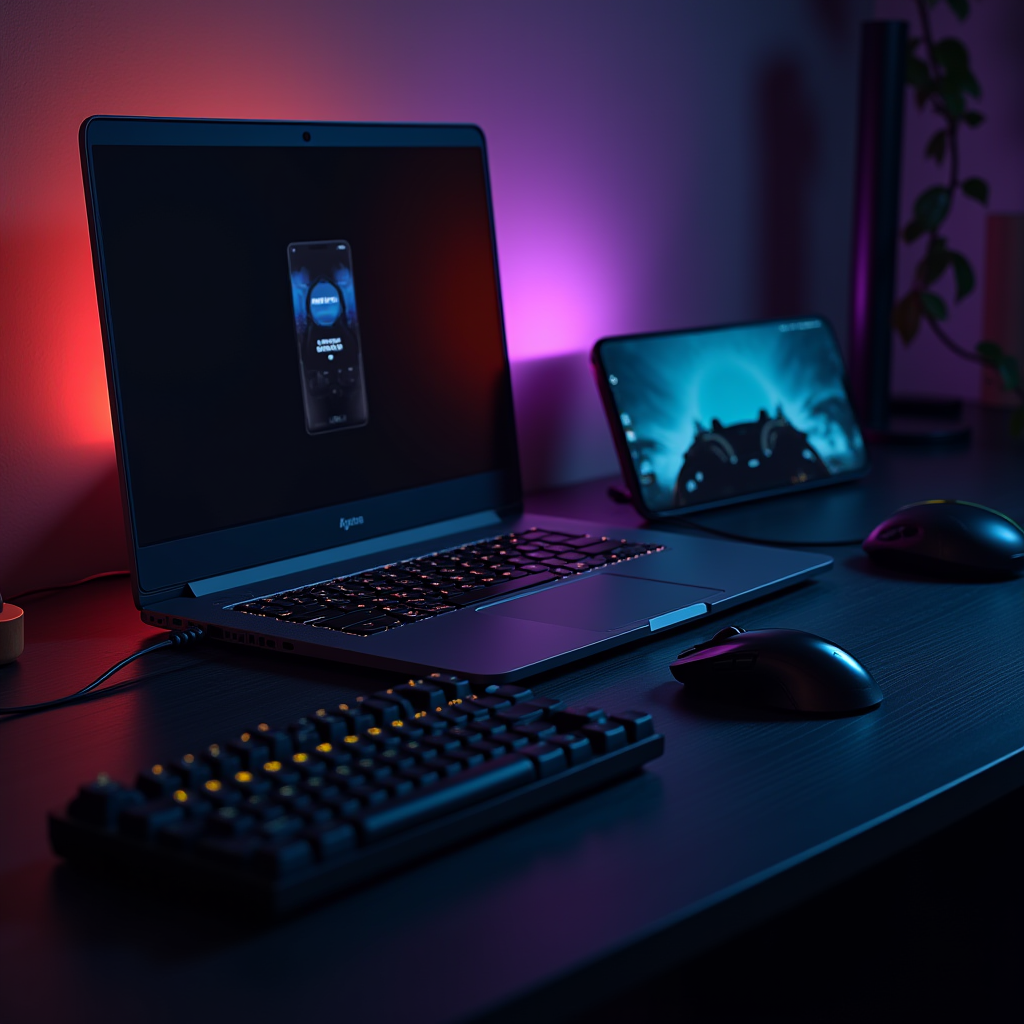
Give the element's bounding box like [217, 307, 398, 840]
[569, 787, 1024, 1024]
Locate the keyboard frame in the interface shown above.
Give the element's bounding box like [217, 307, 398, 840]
[49, 732, 663, 918]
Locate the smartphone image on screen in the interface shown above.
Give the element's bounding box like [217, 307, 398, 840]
[592, 317, 869, 519]
[287, 240, 369, 434]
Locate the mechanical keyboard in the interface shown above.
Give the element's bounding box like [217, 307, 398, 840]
[229, 527, 664, 637]
[50, 673, 664, 916]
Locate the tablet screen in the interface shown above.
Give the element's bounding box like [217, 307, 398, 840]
[593, 318, 867, 515]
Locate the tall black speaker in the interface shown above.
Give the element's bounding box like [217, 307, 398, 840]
[848, 21, 906, 434]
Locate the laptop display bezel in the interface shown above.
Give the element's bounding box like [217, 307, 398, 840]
[80, 116, 523, 602]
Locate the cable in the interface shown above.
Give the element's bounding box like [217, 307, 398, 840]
[0, 626, 205, 716]
[7, 570, 131, 605]
[606, 485, 865, 547]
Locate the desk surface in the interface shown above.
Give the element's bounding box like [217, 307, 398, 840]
[2, 410, 1023, 1024]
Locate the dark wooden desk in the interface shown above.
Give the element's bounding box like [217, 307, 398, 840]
[2, 410, 1022, 1023]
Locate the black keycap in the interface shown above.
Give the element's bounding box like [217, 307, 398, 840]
[227, 736, 271, 769]
[135, 766, 182, 800]
[519, 742, 569, 778]
[400, 766, 441, 789]
[544, 733, 594, 766]
[371, 690, 415, 718]
[252, 839, 314, 878]
[259, 815, 305, 844]
[422, 673, 472, 700]
[610, 710, 655, 742]
[525, 696, 567, 715]
[493, 685, 535, 704]
[357, 698, 402, 725]
[357, 754, 537, 841]
[582, 721, 629, 754]
[495, 704, 545, 727]
[251, 728, 294, 760]
[396, 681, 446, 711]
[206, 806, 257, 838]
[311, 714, 353, 744]
[119, 799, 186, 839]
[304, 822, 357, 860]
[288, 723, 320, 752]
[514, 720, 557, 742]
[167, 757, 212, 789]
[554, 706, 608, 731]
[68, 777, 144, 828]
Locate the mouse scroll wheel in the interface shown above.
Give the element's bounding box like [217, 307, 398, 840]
[879, 524, 920, 542]
[711, 626, 746, 642]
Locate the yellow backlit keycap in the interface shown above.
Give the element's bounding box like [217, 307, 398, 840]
[257, 723, 270, 732]
[263, 761, 282, 772]
[205, 779, 222, 792]
[151, 764, 164, 775]
[391, 720, 404, 728]
[344, 735, 359, 744]
[234, 771, 253, 783]
[183, 753, 195, 764]
[293, 753, 309, 763]
[173, 790, 188, 803]
[367, 727, 381, 737]
[316, 742, 332, 753]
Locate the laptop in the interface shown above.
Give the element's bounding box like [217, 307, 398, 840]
[80, 115, 831, 683]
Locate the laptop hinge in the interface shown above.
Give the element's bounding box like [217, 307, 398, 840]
[186, 509, 504, 598]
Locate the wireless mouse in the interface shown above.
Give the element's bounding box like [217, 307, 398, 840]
[863, 499, 1024, 580]
[670, 626, 882, 715]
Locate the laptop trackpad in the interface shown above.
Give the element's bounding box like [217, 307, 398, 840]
[477, 573, 722, 633]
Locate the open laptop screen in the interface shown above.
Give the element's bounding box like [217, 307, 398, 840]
[84, 121, 520, 592]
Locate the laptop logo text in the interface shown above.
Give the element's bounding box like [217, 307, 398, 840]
[339, 515, 365, 531]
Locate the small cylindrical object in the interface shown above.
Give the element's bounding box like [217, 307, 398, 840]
[0, 603, 25, 665]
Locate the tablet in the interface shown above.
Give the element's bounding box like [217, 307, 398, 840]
[592, 317, 868, 519]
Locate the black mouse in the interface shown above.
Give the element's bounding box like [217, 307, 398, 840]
[670, 626, 882, 715]
[863, 499, 1024, 580]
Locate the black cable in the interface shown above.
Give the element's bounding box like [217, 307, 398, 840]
[7, 570, 131, 605]
[606, 485, 865, 547]
[0, 626, 205, 716]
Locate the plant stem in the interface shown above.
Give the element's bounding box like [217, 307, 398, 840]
[924, 313, 1024, 402]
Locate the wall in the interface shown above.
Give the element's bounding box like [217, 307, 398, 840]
[1, 0, 868, 596]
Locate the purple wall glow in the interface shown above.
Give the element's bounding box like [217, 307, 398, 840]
[2, 0, 874, 594]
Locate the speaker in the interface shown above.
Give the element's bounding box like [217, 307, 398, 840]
[848, 20, 906, 434]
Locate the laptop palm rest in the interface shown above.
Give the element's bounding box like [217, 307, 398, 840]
[477, 573, 723, 633]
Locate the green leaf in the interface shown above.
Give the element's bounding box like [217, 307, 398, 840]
[924, 129, 947, 163]
[903, 220, 927, 243]
[892, 292, 922, 343]
[977, 340, 1004, 365]
[963, 111, 985, 127]
[921, 292, 948, 321]
[962, 177, 989, 204]
[914, 187, 951, 230]
[934, 39, 969, 73]
[998, 355, 1020, 391]
[938, 81, 966, 118]
[906, 56, 931, 90]
[949, 253, 975, 299]
[943, 0, 970, 20]
[920, 240, 950, 286]
[1010, 405, 1024, 438]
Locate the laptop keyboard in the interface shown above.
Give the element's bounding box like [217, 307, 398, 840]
[231, 528, 664, 637]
